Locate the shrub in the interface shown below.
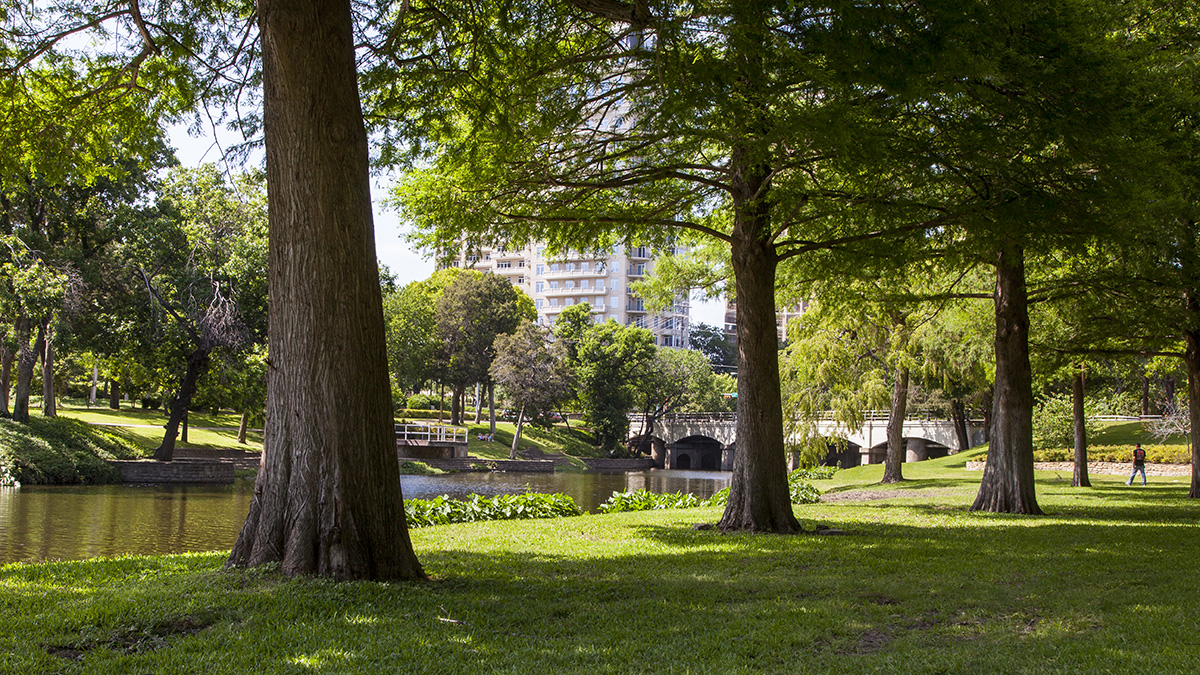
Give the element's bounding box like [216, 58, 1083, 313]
[598, 489, 701, 514]
[405, 394, 439, 411]
[398, 461, 445, 475]
[1032, 393, 1099, 450]
[404, 492, 582, 527]
[1032, 444, 1191, 464]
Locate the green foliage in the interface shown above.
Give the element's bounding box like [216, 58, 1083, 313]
[402, 394, 440, 411]
[1032, 444, 1190, 464]
[404, 492, 582, 527]
[0, 416, 143, 484]
[398, 461, 445, 476]
[1032, 393, 1100, 450]
[597, 489, 701, 514]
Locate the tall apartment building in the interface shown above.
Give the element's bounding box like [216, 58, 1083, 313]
[454, 244, 690, 348]
[724, 298, 811, 343]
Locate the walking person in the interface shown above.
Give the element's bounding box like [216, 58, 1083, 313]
[1126, 443, 1147, 486]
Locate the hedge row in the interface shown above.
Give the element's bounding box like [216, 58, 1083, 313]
[1034, 444, 1191, 464]
[404, 492, 582, 527]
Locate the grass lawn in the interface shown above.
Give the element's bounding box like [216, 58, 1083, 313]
[464, 421, 596, 465]
[3, 449, 1198, 673]
[53, 402, 264, 453]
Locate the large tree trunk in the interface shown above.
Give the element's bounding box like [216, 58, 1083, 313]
[41, 326, 56, 418]
[0, 344, 12, 415]
[227, 0, 424, 580]
[882, 365, 908, 484]
[972, 242, 1042, 514]
[109, 377, 121, 410]
[155, 348, 210, 461]
[12, 315, 46, 424]
[1071, 366, 1091, 488]
[950, 399, 970, 453]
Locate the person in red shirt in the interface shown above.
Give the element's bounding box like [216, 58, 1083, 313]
[1126, 443, 1147, 486]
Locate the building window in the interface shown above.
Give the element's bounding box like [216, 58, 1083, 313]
[537, 247, 545, 258]
[518, 260, 526, 267]
[566, 262, 575, 271]
[535, 299, 544, 309]
[565, 298, 574, 306]
[609, 295, 619, 308]
[496, 261, 511, 269]
[550, 263, 560, 272]
[581, 261, 590, 271]
[516, 275, 524, 285]
[549, 281, 558, 290]
[536, 281, 544, 293]
[536, 264, 544, 275]
[661, 318, 673, 330]
[565, 280, 575, 289]
[610, 279, 619, 291]
[549, 298, 558, 307]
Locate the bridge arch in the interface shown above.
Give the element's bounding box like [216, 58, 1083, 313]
[665, 435, 728, 471]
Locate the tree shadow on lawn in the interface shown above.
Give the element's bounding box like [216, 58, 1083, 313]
[11, 514, 1200, 674]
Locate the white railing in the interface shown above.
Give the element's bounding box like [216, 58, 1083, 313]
[394, 424, 467, 444]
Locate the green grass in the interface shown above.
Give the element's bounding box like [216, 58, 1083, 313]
[465, 422, 597, 463]
[3, 451, 1198, 673]
[55, 403, 264, 452]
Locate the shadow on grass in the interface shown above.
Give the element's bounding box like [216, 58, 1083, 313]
[9, 506, 1200, 674]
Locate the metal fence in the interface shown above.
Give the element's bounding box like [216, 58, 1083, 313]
[394, 423, 467, 444]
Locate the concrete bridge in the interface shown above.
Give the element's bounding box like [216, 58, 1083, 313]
[628, 412, 987, 471]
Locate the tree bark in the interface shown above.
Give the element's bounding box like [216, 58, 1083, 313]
[882, 365, 908, 484]
[1185, 324, 1200, 498]
[1071, 366, 1091, 488]
[510, 404, 526, 459]
[227, 0, 424, 580]
[972, 241, 1042, 514]
[109, 377, 121, 410]
[155, 348, 210, 461]
[12, 315, 46, 424]
[950, 399, 970, 453]
[89, 360, 99, 406]
[715, 4, 797, 534]
[488, 381, 496, 435]
[450, 383, 462, 426]
[238, 411, 250, 444]
[473, 382, 483, 424]
[41, 326, 56, 418]
[0, 344, 12, 416]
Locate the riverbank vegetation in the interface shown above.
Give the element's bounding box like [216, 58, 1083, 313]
[4, 453, 1197, 673]
[0, 416, 143, 485]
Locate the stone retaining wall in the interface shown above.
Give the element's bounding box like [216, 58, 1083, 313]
[109, 460, 235, 483]
[965, 460, 1191, 476]
[406, 456, 558, 473]
[580, 458, 656, 471]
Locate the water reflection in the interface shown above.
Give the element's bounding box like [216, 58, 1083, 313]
[0, 470, 729, 565]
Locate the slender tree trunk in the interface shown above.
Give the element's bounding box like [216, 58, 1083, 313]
[109, 377, 121, 410]
[0, 344, 12, 416]
[972, 241, 1042, 514]
[13, 315, 46, 424]
[488, 381, 496, 435]
[155, 348, 210, 461]
[41, 326, 56, 418]
[1072, 366, 1091, 488]
[228, 0, 424, 580]
[1185, 323, 1200, 498]
[238, 411, 250, 444]
[951, 399, 970, 453]
[1141, 374, 1150, 417]
[89, 360, 99, 406]
[510, 404, 526, 459]
[474, 382, 483, 424]
[181, 411, 189, 443]
[882, 365, 908, 484]
[450, 383, 462, 426]
[438, 383, 445, 423]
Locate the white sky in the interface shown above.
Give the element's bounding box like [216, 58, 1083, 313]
[166, 123, 726, 327]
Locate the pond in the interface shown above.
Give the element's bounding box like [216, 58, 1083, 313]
[0, 469, 730, 565]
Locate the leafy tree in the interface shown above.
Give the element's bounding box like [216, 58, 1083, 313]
[688, 323, 736, 373]
[490, 321, 573, 458]
[630, 346, 729, 452]
[434, 270, 535, 425]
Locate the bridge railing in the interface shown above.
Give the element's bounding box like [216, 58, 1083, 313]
[394, 424, 467, 444]
[628, 412, 736, 424]
[633, 410, 989, 425]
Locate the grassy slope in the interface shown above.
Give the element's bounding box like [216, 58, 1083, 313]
[3, 451, 1198, 674]
[56, 404, 264, 452]
[464, 421, 596, 464]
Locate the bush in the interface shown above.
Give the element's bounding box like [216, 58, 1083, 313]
[0, 417, 144, 485]
[1032, 393, 1099, 450]
[598, 489, 701, 513]
[1033, 444, 1191, 464]
[405, 394, 439, 411]
[404, 492, 582, 527]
